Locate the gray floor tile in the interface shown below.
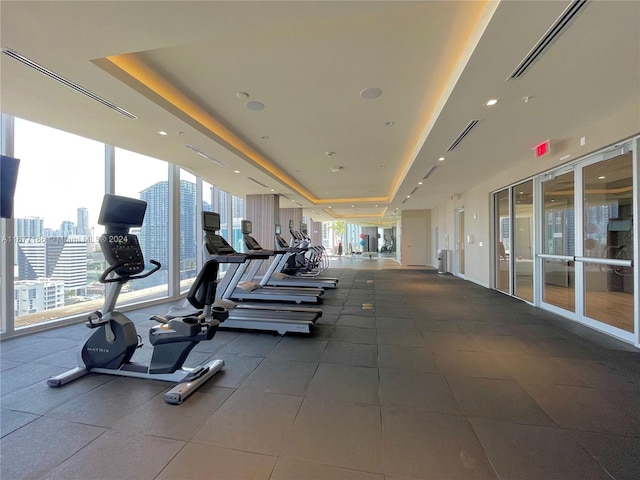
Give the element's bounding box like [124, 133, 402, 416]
[470, 417, 612, 480]
[2, 373, 112, 415]
[306, 363, 379, 404]
[271, 457, 384, 480]
[337, 314, 377, 328]
[447, 376, 558, 427]
[331, 326, 377, 344]
[0, 359, 22, 372]
[282, 399, 383, 473]
[191, 389, 302, 455]
[376, 328, 424, 346]
[0, 408, 39, 438]
[498, 354, 589, 387]
[156, 443, 276, 480]
[267, 338, 328, 362]
[111, 386, 234, 440]
[0, 416, 105, 480]
[377, 344, 440, 373]
[208, 353, 263, 388]
[0, 362, 68, 396]
[436, 350, 512, 379]
[239, 358, 318, 395]
[321, 341, 378, 367]
[422, 332, 481, 353]
[382, 406, 497, 479]
[375, 316, 418, 330]
[217, 331, 282, 356]
[559, 357, 640, 392]
[522, 382, 640, 436]
[46, 377, 167, 427]
[571, 430, 640, 480]
[380, 368, 461, 415]
[42, 429, 184, 480]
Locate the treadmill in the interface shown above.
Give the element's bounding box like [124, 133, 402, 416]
[201, 211, 321, 335]
[242, 220, 337, 289]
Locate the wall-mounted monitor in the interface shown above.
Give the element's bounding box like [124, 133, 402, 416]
[98, 194, 147, 227]
[289, 219, 294, 229]
[203, 211, 221, 232]
[275, 224, 281, 235]
[0, 155, 20, 219]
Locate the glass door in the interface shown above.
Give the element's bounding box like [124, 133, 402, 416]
[540, 171, 576, 313]
[513, 180, 534, 302]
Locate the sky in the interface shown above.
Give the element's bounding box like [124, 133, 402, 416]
[12, 118, 170, 233]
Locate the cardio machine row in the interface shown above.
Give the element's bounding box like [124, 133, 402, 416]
[193, 211, 339, 336]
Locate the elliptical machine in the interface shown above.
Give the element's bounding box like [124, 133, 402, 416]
[47, 194, 228, 405]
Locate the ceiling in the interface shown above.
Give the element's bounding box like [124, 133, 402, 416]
[1, 1, 638, 225]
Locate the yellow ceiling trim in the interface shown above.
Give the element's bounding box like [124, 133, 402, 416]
[105, 54, 322, 201]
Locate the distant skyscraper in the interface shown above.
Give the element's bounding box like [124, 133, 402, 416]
[15, 217, 44, 239]
[60, 220, 75, 237]
[77, 207, 91, 237]
[138, 179, 198, 270]
[139, 181, 169, 268]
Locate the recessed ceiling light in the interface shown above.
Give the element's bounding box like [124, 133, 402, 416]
[328, 206, 332, 209]
[598, 176, 606, 180]
[418, 181, 423, 185]
[245, 101, 265, 111]
[360, 87, 382, 99]
[385, 121, 395, 127]
[406, 195, 411, 198]
[234, 170, 240, 174]
[270, 189, 275, 192]
[438, 157, 445, 162]
[157, 131, 168, 136]
[485, 98, 499, 106]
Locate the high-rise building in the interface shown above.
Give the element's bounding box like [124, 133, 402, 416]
[17, 236, 88, 295]
[139, 179, 198, 271]
[76, 207, 91, 237]
[60, 221, 75, 237]
[15, 217, 44, 239]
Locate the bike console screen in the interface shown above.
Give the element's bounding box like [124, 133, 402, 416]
[100, 233, 145, 276]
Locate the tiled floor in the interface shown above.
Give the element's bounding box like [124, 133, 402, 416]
[2, 258, 640, 479]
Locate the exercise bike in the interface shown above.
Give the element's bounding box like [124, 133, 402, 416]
[47, 194, 228, 405]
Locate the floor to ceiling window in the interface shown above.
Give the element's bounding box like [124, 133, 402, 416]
[12, 118, 105, 329]
[179, 169, 198, 292]
[114, 148, 169, 302]
[495, 188, 510, 293]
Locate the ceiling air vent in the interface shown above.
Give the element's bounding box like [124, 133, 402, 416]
[247, 177, 268, 188]
[278, 193, 290, 200]
[185, 144, 228, 167]
[508, 0, 590, 80]
[401, 198, 409, 205]
[423, 165, 439, 180]
[409, 187, 418, 195]
[448, 120, 479, 152]
[2, 48, 138, 119]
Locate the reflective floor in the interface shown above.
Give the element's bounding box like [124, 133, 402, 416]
[2, 259, 640, 479]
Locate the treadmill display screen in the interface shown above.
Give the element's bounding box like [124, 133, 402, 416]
[203, 212, 221, 231]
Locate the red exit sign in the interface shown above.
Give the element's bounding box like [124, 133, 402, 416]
[535, 140, 550, 157]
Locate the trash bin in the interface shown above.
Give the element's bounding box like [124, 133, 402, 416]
[437, 249, 448, 273]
